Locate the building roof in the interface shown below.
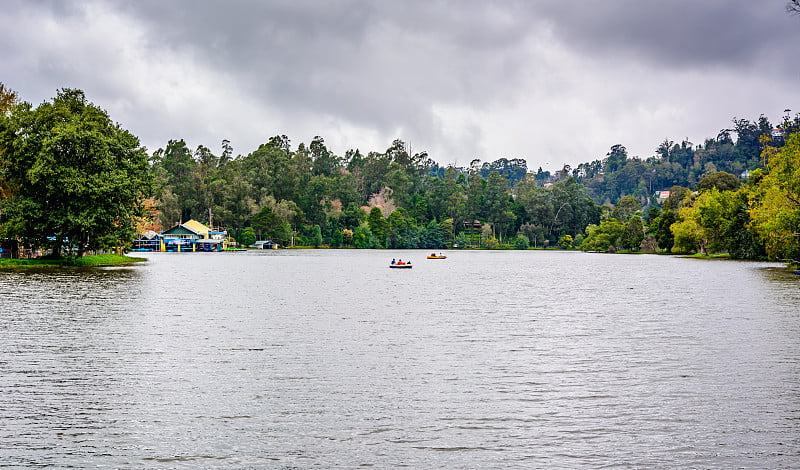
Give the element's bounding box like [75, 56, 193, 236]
[161, 219, 212, 238]
[182, 219, 210, 237]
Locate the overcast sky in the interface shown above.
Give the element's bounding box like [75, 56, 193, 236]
[3, 0, 799, 170]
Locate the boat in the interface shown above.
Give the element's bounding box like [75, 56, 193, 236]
[427, 253, 447, 259]
[389, 263, 413, 269]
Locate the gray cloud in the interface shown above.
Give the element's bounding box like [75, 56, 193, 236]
[3, 0, 799, 168]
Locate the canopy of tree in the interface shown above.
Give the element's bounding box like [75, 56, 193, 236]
[0, 88, 152, 256]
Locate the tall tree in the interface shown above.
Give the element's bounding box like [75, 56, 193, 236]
[0, 89, 152, 256]
[483, 171, 512, 239]
[152, 139, 196, 224]
[0, 83, 19, 201]
[0, 83, 18, 116]
[749, 133, 800, 263]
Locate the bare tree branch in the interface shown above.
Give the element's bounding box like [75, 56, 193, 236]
[788, 0, 800, 15]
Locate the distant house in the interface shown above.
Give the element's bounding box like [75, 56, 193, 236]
[655, 190, 670, 203]
[253, 240, 278, 249]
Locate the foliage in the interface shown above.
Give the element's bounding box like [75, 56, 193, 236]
[0, 83, 18, 117]
[238, 227, 256, 247]
[580, 218, 625, 252]
[558, 234, 574, 249]
[621, 215, 645, 251]
[697, 171, 740, 192]
[4, 83, 798, 262]
[0, 89, 152, 256]
[668, 184, 765, 258]
[611, 195, 641, 222]
[749, 133, 800, 263]
[671, 210, 705, 254]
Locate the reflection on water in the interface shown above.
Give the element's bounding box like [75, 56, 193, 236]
[1, 251, 799, 469]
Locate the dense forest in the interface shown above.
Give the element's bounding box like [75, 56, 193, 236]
[1, 85, 799, 265]
[145, 109, 800, 264]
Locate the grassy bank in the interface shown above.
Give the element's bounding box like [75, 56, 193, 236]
[0, 254, 147, 268]
[683, 253, 731, 259]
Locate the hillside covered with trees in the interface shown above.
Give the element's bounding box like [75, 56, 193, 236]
[146, 107, 799, 264]
[1, 85, 799, 265]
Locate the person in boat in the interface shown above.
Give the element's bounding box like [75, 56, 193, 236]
[397, 259, 404, 265]
[407, 260, 411, 265]
[431, 252, 436, 257]
[391, 258, 396, 264]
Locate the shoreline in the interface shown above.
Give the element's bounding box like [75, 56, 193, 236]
[0, 254, 147, 269]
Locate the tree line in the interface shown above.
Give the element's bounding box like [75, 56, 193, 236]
[1, 85, 798, 265]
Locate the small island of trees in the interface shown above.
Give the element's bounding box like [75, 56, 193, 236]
[1, 84, 798, 267]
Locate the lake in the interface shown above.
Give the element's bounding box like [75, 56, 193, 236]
[1, 250, 799, 469]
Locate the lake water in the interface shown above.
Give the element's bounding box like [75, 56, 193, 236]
[1, 250, 799, 469]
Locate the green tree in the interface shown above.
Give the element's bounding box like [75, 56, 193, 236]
[651, 186, 690, 251]
[611, 195, 641, 222]
[310, 136, 340, 177]
[697, 171, 740, 192]
[238, 227, 256, 247]
[367, 206, 388, 247]
[0, 83, 19, 203]
[310, 224, 323, 247]
[749, 134, 800, 263]
[580, 218, 625, 252]
[152, 138, 197, 224]
[671, 212, 704, 254]
[483, 171, 511, 238]
[514, 234, 530, 250]
[252, 206, 292, 245]
[420, 220, 446, 249]
[621, 215, 645, 251]
[0, 89, 152, 256]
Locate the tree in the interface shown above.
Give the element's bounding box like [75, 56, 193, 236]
[697, 171, 740, 192]
[367, 206, 388, 247]
[580, 218, 625, 252]
[558, 234, 574, 249]
[0, 89, 152, 256]
[604, 144, 628, 173]
[252, 206, 292, 245]
[671, 212, 705, 254]
[0, 83, 19, 202]
[152, 139, 197, 224]
[668, 189, 733, 255]
[483, 171, 511, 239]
[611, 195, 641, 222]
[238, 227, 256, 247]
[310, 136, 340, 177]
[651, 185, 690, 251]
[621, 215, 645, 251]
[0, 83, 18, 116]
[749, 133, 800, 263]
[514, 234, 530, 250]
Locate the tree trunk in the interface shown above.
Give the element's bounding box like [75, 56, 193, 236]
[52, 236, 62, 258]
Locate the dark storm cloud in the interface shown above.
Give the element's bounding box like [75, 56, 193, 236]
[108, 0, 538, 139]
[534, 0, 800, 77]
[3, 0, 799, 166]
